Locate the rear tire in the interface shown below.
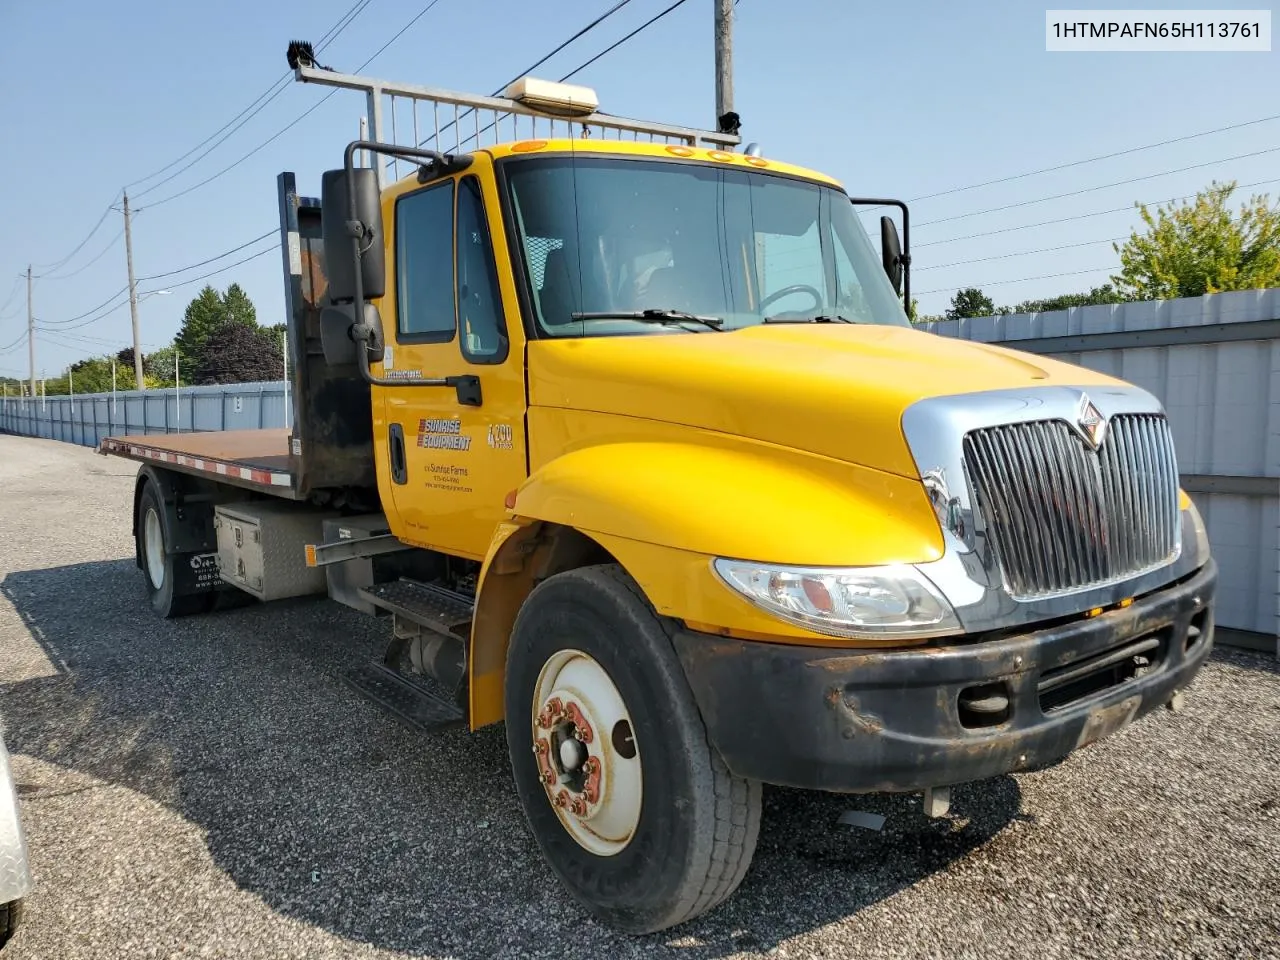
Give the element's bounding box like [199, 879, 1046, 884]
[505, 564, 761, 933]
[0, 899, 22, 949]
[136, 482, 216, 619]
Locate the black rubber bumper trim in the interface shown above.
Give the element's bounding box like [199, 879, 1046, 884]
[673, 560, 1217, 794]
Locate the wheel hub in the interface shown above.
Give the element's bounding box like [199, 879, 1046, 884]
[532, 650, 642, 856]
[144, 506, 166, 589]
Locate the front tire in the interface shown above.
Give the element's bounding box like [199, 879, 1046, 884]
[136, 482, 216, 619]
[505, 564, 761, 933]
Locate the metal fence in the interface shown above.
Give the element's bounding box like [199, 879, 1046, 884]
[923, 287, 1280, 649]
[0, 380, 293, 448]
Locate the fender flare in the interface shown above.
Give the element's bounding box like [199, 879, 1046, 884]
[132, 465, 220, 568]
[467, 440, 943, 727]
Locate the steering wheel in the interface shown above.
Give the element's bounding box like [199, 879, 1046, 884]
[760, 284, 823, 314]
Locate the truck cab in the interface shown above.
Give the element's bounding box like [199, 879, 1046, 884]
[105, 65, 1217, 935]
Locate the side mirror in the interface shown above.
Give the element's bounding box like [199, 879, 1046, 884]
[880, 216, 903, 296]
[320, 303, 384, 366]
[321, 167, 385, 303]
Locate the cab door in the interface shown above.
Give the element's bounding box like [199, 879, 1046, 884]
[376, 168, 527, 561]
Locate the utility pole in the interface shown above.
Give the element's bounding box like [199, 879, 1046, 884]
[123, 190, 145, 389]
[26, 265, 35, 398]
[714, 0, 735, 134]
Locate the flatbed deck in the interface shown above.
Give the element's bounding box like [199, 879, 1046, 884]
[99, 429, 300, 498]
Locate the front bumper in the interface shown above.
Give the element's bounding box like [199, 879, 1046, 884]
[674, 560, 1217, 793]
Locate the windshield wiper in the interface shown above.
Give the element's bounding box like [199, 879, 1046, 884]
[762, 314, 855, 324]
[570, 309, 725, 331]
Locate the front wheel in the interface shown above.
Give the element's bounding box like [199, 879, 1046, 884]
[505, 564, 761, 934]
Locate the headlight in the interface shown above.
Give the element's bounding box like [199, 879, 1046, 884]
[712, 559, 960, 639]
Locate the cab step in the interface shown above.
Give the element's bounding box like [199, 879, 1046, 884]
[359, 579, 474, 638]
[341, 660, 465, 733]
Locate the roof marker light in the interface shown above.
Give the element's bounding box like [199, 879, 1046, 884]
[504, 77, 599, 118]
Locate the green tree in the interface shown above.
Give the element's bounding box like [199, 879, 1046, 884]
[144, 345, 179, 387]
[173, 284, 260, 382]
[174, 286, 228, 382]
[222, 282, 258, 327]
[1002, 284, 1129, 314]
[945, 287, 996, 321]
[40, 355, 141, 395]
[1113, 180, 1280, 299]
[194, 322, 284, 385]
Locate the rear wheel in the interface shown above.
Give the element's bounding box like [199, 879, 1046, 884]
[136, 482, 216, 619]
[505, 564, 761, 933]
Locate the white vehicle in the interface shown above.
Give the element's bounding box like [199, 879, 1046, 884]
[0, 735, 30, 950]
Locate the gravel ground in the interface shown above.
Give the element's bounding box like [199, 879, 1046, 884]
[0, 434, 1277, 960]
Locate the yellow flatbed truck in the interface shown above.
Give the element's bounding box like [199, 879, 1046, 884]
[99, 52, 1217, 933]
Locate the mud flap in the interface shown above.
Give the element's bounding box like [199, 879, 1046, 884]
[173, 552, 222, 595]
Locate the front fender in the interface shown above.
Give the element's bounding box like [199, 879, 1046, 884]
[513, 439, 943, 568]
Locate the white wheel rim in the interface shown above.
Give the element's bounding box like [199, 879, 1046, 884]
[144, 507, 166, 589]
[532, 649, 642, 857]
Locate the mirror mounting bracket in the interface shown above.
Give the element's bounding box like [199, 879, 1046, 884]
[848, 196, 911, 312]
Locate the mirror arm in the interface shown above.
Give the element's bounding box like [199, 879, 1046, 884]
[849, 196, 910, 312]
[351, 329, 483, 406]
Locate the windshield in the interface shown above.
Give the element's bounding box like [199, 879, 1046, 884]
[503, 155, 910, 336]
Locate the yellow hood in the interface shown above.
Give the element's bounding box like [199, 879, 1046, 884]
[527, 324, 1124, 478]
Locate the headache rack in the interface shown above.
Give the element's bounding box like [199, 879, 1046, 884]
[291, 63, 742, 189]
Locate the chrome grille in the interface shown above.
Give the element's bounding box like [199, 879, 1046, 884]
[963, 414, 1180, 599]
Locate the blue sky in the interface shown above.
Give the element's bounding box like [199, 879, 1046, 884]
[1, 0, 1276, 379]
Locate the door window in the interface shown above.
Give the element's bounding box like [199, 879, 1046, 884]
[455, 177, 507, 362]
[396, 180, 456, 341]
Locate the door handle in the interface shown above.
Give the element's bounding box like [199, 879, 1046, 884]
[389, 423, 408, 485]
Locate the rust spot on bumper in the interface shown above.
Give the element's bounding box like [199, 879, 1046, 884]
[825, 687, 884, 739]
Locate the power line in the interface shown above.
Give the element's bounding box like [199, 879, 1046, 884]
[31, 195, 120, 272]
[44, 241, 281, 334]
[0, 332, 27, 355]
[35, 328, 165, 350]
[417, 0, 637, 148]
[21, 3, 371, 284]
[137, 229, 275, 282]
[917, 235, 1127, 272]
[40, 222, 277, 330]
[130, 0, 374, 198]
[0, 277, 22, 319]
[502, 0, 636, 88]
[41, 286, 131, 327]
[164, 241, 280, 291]
[909, 112, 1280, 204]
[915, 175, 1280, 249]
[131, 79, 294, 200]
[349, 0, 447, 76]
[916, 265, 1115, 298]
[142, 0, 445, 210]
[561, 0, 693, 82]
[420, 0, 692, 152]
[39, 229, 125, 281]
[917, 144, 1280, 228]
